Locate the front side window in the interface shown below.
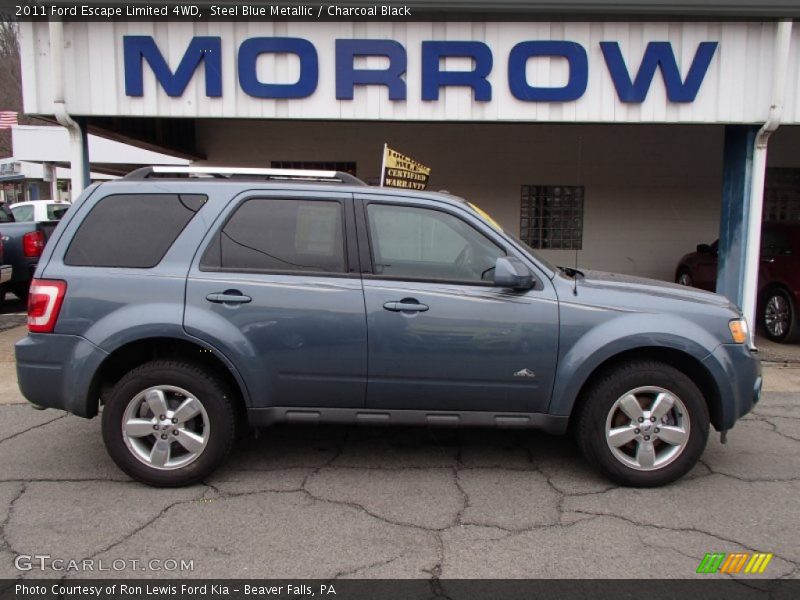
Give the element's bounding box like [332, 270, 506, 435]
[367, 204, 505, 283]
[201, 198, 346, 274]
[761, 230, 792, 257]
[0, 205, 14, 223]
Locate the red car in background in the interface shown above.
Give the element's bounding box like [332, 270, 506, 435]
[675, 222, 800, 343]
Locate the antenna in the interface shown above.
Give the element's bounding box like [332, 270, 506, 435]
[575, 134, 583, 273]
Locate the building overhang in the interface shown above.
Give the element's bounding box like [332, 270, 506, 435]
[10, 125, 195, 169]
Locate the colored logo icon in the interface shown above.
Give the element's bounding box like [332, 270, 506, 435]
[696, 552, 773, 574]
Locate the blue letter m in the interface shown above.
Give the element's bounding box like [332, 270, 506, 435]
[600, 41, 717, 103]
[124, 36, 222, 97]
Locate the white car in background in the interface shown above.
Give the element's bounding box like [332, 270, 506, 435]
[10, 200, 71, 222]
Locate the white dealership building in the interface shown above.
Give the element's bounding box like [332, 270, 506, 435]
[16, 1, 800, 326]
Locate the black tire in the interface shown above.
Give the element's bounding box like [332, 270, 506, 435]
[102, 360, 237, 487]
[11, 282, 28, 303]
[575, 360, 709, 487]
[760, 287, 799, 343]
[676, 268, 693, 287]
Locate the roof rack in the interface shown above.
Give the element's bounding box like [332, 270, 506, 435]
[124, 166, 366, 186]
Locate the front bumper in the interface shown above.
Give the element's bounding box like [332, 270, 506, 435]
[15, 333, 108, 417]
[702, 343, 762, 431]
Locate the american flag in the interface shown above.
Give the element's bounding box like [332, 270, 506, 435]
[0, 111, 18, 130]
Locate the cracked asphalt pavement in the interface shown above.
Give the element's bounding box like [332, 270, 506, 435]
[0, 322, 799, 580]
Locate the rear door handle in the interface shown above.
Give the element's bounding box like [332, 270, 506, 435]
[383, 299, 429, 313]
[206, 291, 252, 304]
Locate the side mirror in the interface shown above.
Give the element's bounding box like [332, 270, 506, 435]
[696, 244, 712, 254]
[493, 257, 534, 290]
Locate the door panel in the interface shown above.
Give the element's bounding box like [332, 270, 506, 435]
[185, 274, 366, 408]
[358, 198, 559, 413]
[694, 258, 718, 291]
[694, 256, 718, 291]
[184, 193, 367, 409]
[363, 280, 558, 412]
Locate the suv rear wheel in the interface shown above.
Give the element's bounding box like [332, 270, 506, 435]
[575, 361, 709, 487]
[101, 360, 236, 487]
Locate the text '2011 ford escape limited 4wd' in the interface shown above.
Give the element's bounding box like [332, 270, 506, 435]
[15, 167, 761, 487]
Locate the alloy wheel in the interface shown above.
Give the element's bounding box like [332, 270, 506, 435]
[121, 385, 210, 470]
[764, 293, 790, 339]
[604, 386, 691, 471]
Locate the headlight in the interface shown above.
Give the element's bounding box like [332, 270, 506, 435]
[729, 318, 749, 344]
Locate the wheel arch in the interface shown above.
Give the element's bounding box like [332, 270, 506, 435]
[87, 336, 250, 418]
[567, 346, 724, 432]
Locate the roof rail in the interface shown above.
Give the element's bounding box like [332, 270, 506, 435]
[124, 166, 366, 186]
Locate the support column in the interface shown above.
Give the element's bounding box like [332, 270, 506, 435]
[66, 117, 90, 200]
[44, 162, 58, 200]
[717, 125, 758, 309]
[49, 20, 90, 202]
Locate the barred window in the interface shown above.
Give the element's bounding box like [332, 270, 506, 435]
[520, 185, 584, 250]
[765, 168, 800, 223]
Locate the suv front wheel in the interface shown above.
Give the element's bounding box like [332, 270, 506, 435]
[576, 361, 709, 487]
[102, 360, 236, 487]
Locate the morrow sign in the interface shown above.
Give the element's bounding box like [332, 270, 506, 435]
[123, 36, 719, 103]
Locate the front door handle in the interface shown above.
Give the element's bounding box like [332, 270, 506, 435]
[383, 299, 429, 313]
[206, 290, 252, 304]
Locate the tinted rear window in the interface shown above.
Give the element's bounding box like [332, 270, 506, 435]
[65, 194, 206, 268]
[201, 198, 345, 274]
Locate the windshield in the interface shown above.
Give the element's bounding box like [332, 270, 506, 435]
[467, 202, 558, 274]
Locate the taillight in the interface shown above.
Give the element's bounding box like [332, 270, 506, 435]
[23, 230, 45, 258]
[27, 279, 67, 333]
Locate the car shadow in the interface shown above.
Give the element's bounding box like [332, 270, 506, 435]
[217, 423, 589, 477]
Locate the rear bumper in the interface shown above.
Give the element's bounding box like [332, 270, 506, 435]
[15, 333, 108, 417]
[702, 343, 762, 431]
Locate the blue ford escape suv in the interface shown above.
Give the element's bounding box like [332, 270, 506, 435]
[15, 167, 761, 487]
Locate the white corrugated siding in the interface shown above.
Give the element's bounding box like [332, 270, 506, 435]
[19, 20, 800, 123]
